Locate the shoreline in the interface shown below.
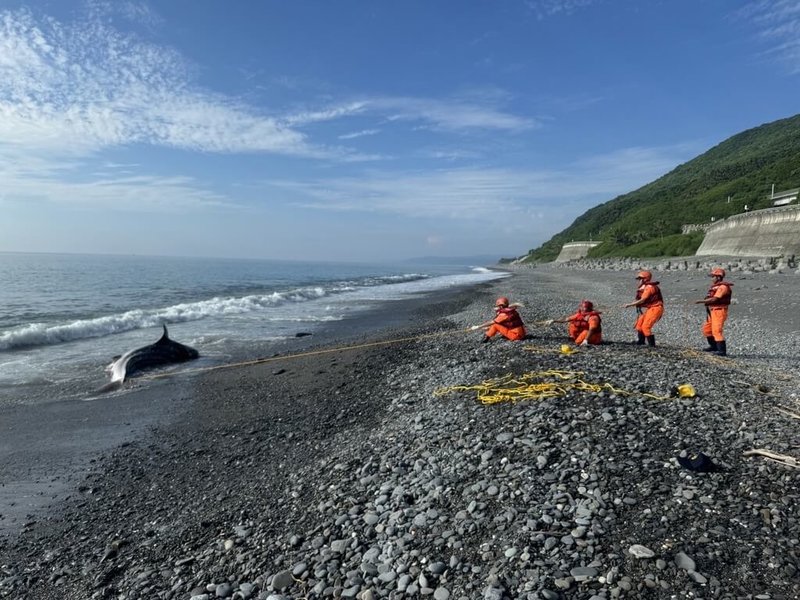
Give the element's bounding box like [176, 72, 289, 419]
[2, 267, 799, 599]
[0, 280, 495, 537]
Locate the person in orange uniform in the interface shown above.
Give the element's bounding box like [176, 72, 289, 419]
[622, 270, 664, 347]
[550, 300, 602, 346]
[695, 267, 732, 356]
[472, 296, 526, 343]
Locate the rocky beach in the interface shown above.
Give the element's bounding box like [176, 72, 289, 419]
[2, 263, 799, 600]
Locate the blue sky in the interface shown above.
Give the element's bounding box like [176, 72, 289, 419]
[1, 0, 798, 262]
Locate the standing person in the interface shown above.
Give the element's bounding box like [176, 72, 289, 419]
[549, 300, 602, 346]
[471, 297, 527, 343]
[622, 270, 664, 347]
[694, 267, 732, 356]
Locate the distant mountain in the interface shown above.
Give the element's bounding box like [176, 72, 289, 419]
[405, 255, 501, 266]
[522, 113, 800, 262]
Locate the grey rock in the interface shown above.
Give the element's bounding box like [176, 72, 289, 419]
[628, 544, 655, 558]
[271, 570, 293, 590]
[434, 587, 451, 600]
[674, 552, 696, 572]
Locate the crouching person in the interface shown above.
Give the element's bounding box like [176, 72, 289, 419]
[549, 300, 602, 346]
[471, 296, 527, 343]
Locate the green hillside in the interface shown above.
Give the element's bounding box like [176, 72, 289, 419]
[522, 113, 800, 262]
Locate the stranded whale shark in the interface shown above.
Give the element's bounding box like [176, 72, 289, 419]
[106, 325, 199, 384]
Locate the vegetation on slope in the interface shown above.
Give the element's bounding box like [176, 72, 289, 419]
[523, 113, 800, 262]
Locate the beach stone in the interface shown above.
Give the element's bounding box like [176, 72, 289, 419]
[434, 587, 451, 600]
[272, 571, 293, 590]
[341, 585, 360, 598]
[691, 572, 708, 584]
[674, 552, 696, 572]
[628, 545, 655, 558]
[570, 567, 598, 581]
[429, 562, 447, 575]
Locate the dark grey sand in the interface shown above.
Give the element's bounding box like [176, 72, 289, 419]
[2, 265, 800, 600]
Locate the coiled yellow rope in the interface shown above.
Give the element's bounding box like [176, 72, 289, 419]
[434, 369, 670, 405]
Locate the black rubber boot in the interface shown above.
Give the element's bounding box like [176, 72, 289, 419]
[636, 331, 646, 345]
[702, 336, 717, 352]
[481, 336, 490, 344]
[715, 340, 727, 356]
[646, 335, 656, 347]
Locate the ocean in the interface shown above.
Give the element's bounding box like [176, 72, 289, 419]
[0, 252, 507, 407]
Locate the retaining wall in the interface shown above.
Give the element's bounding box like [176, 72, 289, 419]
[695, 205, 800, 258]
[555, 241, 602, 262]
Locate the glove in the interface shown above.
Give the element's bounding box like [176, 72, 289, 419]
[579, 340, 589, 347]
[470, 325, 482, 331]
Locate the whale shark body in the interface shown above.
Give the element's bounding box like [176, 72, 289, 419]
[106, 325, 199, 384]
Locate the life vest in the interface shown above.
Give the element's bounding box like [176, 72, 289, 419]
[705, 281, 733, 306]
[571, 311, 602, 333]
[636, 282, 663, 308]
[495, 307, 524, 329]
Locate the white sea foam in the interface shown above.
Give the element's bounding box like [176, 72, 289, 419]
[0, 272, 486, 352]
[0, 286, 336, 351]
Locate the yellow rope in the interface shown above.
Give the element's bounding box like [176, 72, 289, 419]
[141, 328, 464, 381]
[434, 369, 670, 405]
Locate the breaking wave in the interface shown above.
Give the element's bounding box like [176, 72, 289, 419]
[0, 277, 429, 351]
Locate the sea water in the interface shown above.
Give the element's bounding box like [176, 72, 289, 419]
[0, 252, 506, 406]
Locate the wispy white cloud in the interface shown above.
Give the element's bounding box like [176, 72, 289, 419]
[0, 5, 537, 170]
[524, 0, 600, 19]
[0, 138, 231, 212]
[338, 128, 381, 140]
[418, 148, 484, 161]
[117, 1, 165, 28]
[3, 172, 230, 212]
[735, 0, 800, 73]
[369, 96, 536, 132]
[283, 102, 368, 127]
[282, 94, 533, 134]
[0, 7, 321, 158]
[269, 143, 693, 225]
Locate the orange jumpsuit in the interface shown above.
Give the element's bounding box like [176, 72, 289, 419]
[634, 282, 664, 336]
[572, 311, 602, 345]
[702, 281, 732, 341]
[486, 307, 526, 341]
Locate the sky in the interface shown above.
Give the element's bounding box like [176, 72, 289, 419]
[1, 0, 799, 262]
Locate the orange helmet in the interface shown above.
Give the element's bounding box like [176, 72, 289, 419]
[636, 270, 652, 281]
[495, 297, 509, 307]
[580, 300, 594, 311]
[709, 268, 725, 278]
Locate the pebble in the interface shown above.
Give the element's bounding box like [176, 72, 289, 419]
[628, 545, 655, 559]
[674, 552, 696, 572]
[4, 267, 800, 600]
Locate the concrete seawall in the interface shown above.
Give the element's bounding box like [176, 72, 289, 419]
[695, 205, 800, 258]
[555, 241, 601, 262]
